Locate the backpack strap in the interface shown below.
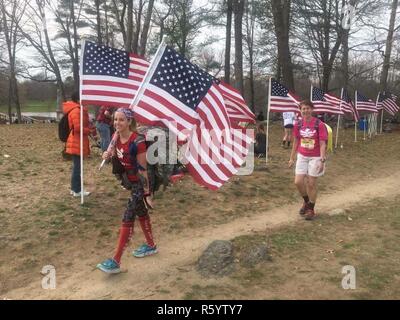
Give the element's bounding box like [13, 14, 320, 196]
[128, 133, 146, 172]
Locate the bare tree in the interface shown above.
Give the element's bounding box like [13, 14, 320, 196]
[295, 0, 344, 91]
[224, 0, 233, 84]
[380, 0, 399, 91]
[244, 0, 256, 111]
[16, 0, 66, 100]
[51, 0, 87, 91]
[271, 0, 295, 90]
[138, 0, 154, 55]
[0, 0, 26, 123]
[233, 0, 244, 94]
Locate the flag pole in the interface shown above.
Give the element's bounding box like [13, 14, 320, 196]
[354, 91, 358, 142]
[380, 109, 384, 134]
[99, 36, 168, 170]
[265, 77, 272, 164]
[79, 40, 86, 205]
[335, 88, 343, 149]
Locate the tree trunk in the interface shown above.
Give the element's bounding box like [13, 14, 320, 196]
[224, 0, 233, 84]
[341, 28, 349, 89]
[138, 0, 154, 56]
[132, 0, 143, 54]
[271, 0, 295, 90]
[126, 0, 133, 51]
[95, 0, 102, 44]
[1, 0, 21, 123]
[233, 0, 245, 94]
[380, 0, 398, 90]
[104, 0, 110, 45]
[70, 0, 80, 91]
[39, 1, 66, 100]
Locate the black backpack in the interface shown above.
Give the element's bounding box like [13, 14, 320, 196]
[58, 112, 72, 142]
[112, 128, 175, 194]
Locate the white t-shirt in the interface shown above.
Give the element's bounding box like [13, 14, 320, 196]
[283, 112, 295, 126]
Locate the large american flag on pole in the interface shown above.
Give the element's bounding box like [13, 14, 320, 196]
[132, 46, 253, 190]
[217, 82, 256, 125]
[356, 91, 378, 113]
[269, 79, 300, 113]
[342, 89, 360, 121]
[311, 87, 343, 115]
[80, 41, 149, 107]
[382, 92, 399, 116]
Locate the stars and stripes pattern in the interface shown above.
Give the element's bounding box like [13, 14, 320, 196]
[132, 46, 252, 190]
[269, 79, 300, 113]
[311, 87, 343, 115]
[356, 91, 378, 113]
[382, 92, 399, 116]
[217, 82, 256, 125]
[376, 92, 384, 110]
[80, 41, 149, 107]
[342, 89, 360, 121]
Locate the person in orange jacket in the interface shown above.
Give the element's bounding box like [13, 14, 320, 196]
[63, 91, 91, 197]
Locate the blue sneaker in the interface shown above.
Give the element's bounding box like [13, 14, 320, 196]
[132, 244, 158, 258]
[96, 258, 121, 274]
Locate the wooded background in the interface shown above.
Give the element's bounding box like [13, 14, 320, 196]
[1, 0, 399, 122]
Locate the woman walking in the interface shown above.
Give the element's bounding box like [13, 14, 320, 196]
[97, 108, 157, 274]
[288, 100, 327, 220]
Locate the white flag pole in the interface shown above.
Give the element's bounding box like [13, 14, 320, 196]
[335, 88, 344, 149]
[98, 36, 168, 170]
[265, 77, 272, 164]
[354, 91, 358, 142]
[79, 40, 86, 205]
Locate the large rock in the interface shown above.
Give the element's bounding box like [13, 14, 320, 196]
[240, 244, 271, 268]
[197, 240, 235, 277]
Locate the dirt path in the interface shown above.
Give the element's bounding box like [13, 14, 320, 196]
[4, 171, 400, 300]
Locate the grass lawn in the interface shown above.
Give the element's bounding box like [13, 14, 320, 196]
[0, 101, 57, 113]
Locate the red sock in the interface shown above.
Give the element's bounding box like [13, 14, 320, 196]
[113, 221, 134, 264]
[138, 215, 155, 248]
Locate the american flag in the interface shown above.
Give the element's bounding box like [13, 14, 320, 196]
[132, 46, 252, 190]
[376, 92, 384, 110]
[269, 79, 300, 113]
[217, 82, 256, 125]
[80, 41, 149, 107]
[356, 91, 377, 113]
[382, 92, 399, 116]
[342, 89, 360, 121]
[311, 87, 343, 115]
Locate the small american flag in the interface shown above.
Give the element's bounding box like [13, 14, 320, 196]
[80, 41, 149, 107]
[382, 92, 399, 116]
[311, 87, 343, 115]
[342, 89, 360, 121]
[269, 79, 300, 113]
[133, 46, 252, 190]
[356, 91, 377, 113]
